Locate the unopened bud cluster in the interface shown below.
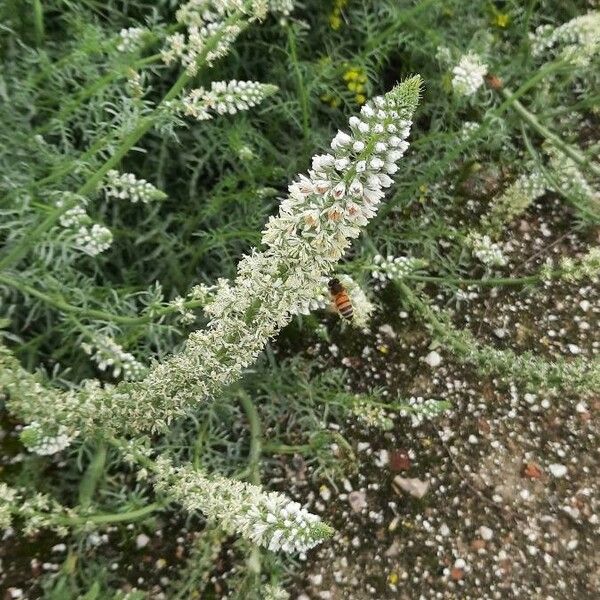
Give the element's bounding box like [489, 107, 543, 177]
[20, 421, 74, 456]
[481, 169, 547, 234]
[371, 254, 426, 285]
[73, 223, 113, 256]
[56, 194, 113, 256]
[82, 335, 147, 380]
[466, 232, 507, 267]
[542, 247, 600, 282]
[180, 80, 277, 120]
[104, 170, 167, 204]
[547, 148, 599, 207]
[117, 27, 146, 53]
[351, 399, 393, 431]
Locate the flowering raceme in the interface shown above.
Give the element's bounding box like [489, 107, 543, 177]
[104, 170, 167, 204]
[180, 80, 278, 120]
[3, 76, 422, 439]
[153, 458, 333, 553]
[162, 0, 269, 74]
[531, 11, 600, 66]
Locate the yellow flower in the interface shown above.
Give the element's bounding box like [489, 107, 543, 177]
[330, 14, 342, 30]
[492, 12, 510, 28]
[388, 572, 399, 585]
[355, 94, 366, 105]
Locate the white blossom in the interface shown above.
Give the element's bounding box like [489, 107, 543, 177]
[268, 0, 294, 16]
[20, 421, 74, 456]
[104, 170, 167, 204]
[451, 53, 488, 96]
[460, 120, 480, 140]
[481, 168, 547, 233]
[180, 80, 277, 120]
[162, 0, 268, 74]
[59, 205, 89, 229]
[466, 232, 507, 267]
[262, 584, 290, 600]
[82, 335, 147, 380]
[531, 11, 600, 66]
[117, 27, 146, 53]
[153, 458, 332, 554]
[3, 77, 422, 438]
[73, 224, 113, 256]
[547, 147, 599, 206]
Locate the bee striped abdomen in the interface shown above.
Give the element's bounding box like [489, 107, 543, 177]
[334, 292, 353, 320]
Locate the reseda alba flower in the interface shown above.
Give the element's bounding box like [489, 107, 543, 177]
[180, 80, 278, 120]
[20, 421, 74, 456]
[104, 170, 167, 204]
[153, 458, 332, 554]
[162, 0, 268, 74]
[74, 224, 113, 256]
[117, 27, 146, 53]
[3, 76, 422, 438]
[451, 53, 488, 96]
[466, 232, 507, 267]
[531, 11, 600, 66]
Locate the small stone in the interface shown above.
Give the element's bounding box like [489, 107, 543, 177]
[479, 526, 493, 541]
[450, 567, 464, 581]
[522, 462, 543, 479]
[136, 533, 150, 549]
[567, 344, 581, 355]
[378, 324, 396, 338]
[348, 490, 368, 513]
[424, 350, 442, 368]
[389, 450, 411, 472]
[392, 476, 430, 499]
[549, 463, 567, 478]
[471, 539, 486, 551]
[374, 449, 389, 467]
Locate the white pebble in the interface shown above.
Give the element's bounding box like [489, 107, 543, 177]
[549, 464, 567, 478]
[424, 350, 442, 368]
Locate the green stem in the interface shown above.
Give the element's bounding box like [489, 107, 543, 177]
[262, 442, 312, 455]
[66, 502, 161, 525]
[78, 442, 108, 509]
[404, 273, 541, 287]
[501, 87, 600, 178]
[238, 391, 262, 484]
[32, 0, 44, 46]
[287, 25, 310, 144]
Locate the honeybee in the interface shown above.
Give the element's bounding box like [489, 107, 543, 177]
[328, 278, 353, 321]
